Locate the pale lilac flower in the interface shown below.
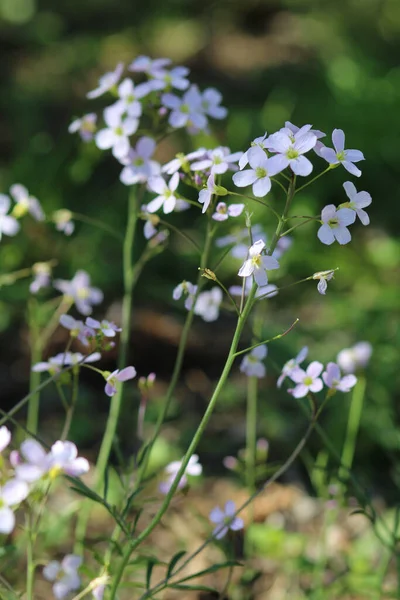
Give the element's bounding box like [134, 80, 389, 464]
[53, 209, 75, 236]
[194, 287, 223, 322]
[313, 269, 335, 295]
[239, 132, 269, 169]
[273, 235, 293, 260]
[238, 239, 279, 287]
[209, 500, 244, 539]
[317, 204, 356, 245]
[284, 121, 325, 156]
[277, 346, 308, 388]
[119, 137, 160, 185]
[233, 146, 281, 197]
[10, 184, 45, 221]
[191, 147, 242, 174]
[320, 129, 364, 177]
[0, 194, 20, 240]
[68, 113, 97, 142]
[95, 106, 138, 160]
[85, 317, 121, 337]
[128, 56, 171, 75]
[162, 85, 207, 131]
[337, 342, 372, 374]
[43, 554, 82, 599]
[0, 479, 29, 534]
[30, 262, 52, 294]
[14, 439, 48, 482]
[104, 367, 137, 397]
[212, 202, 244, 221]
[141, 206, 159, 239]
[162, 148, 208, 175]
[59, 314, 91, 346]
[198, 173, 217, 213]
[240, 345, 267, 378]
[16, 440, 89, 482]
[0, 426, 11, 453]
[148, 65, 190, 91]
[32, 351, 101, 374]
[342, 181, 372, 225]
[216, 225, 265, 259]
[111, 78, 150, 118]
[54, 270, 103, 315]
[173, 281, 198, 310]
[322, 362, 357, 393]
[159, 454, 202, 494]
[147, 173, 179, 214]
[266, 125, 317, 176]
[87, 63, 124, 99]
[201, 88, 227, 119]
[289, 361, 324, 398]
[48, 441, 90, 477]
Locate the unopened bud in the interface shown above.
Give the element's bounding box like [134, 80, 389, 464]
[200, 268, 217, 281]
[215, 185, 228, 196]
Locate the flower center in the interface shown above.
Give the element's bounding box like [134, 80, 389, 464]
[77, 288, 89, 299]
[255, 167, 267, 178]
[127, 94, 135, 103]
[114, 126, 124, 136]
[327, 218, 339, 228]
[286, 148, 299, 159]
[251, 255, 262, 268]
[303, 376, 313, 386]
[134, 157, 144, 166]
[336, 150, 346, 161]
[180, 103, 189, 114]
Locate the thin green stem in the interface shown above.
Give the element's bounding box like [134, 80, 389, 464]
[75, 187, 139, 548]
[339, 375, 366, 484]
[141, 394, 327, 599]
[157, 218, 201, 253]
[234, 318, 299, 356]
[26, 516, 35, 600]
[294, 166, 333, 195]
[109, 283, 258, 600]
[281, 217, 319, 237]
[112, 172, 298, 596]
[135, 216, 215, 483]
[71, 212, 124, 241]
[27, 299, 43, 435]
[246, 375, 258, 492]
[270, 177, 288, 194]
[229, 191, 281, 222]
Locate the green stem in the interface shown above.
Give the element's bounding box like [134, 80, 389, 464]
[109, 282, 258, 600]
[135, 216, 215, 483]
[71, 212, 124, 241]
[111, 170, 298, 597]
[26, 516, 35, 600]
[281, 217, 319, 237]
[75, 187, 139, 548]
[246, 375, 258, 492]
[294, 166, 332, 195]
[229, 191, 281, 222]
[339, 375, 366, 484]
[27, 299, 43, 435]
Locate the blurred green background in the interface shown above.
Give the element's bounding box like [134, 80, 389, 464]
[0, 0, 399, 499]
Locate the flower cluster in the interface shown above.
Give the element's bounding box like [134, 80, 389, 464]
[0, 428, 89, 534]
[278, 347, 358, 398]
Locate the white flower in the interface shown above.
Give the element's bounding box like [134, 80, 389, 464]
[194, 287, 223, 322]
[87, 63, 124, 99]
[95, 105, 138, 159]
[0, 479, 29, 534]
[238, 239, 279, 287]
[240, 345, 267, 378]
[209, 500, 244, 539]
[0, 194, 20, 240]
[10, 184, 45, 221]
[0, 426, 11, 453]
[159, 454, 202, 494]
[313, 269, 335, 295]
[336, 342, 372, 373]
[277, 347, 308, 388]
[43, 554, 82, 599]
[146, 173, 180, 214]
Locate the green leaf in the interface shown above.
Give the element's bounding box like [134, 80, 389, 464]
[166, 550, 186, 578]
[170, 584, 218, 593]
[146, 557, 164, 590]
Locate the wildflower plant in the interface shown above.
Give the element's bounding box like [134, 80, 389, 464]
[0, 53, 384, 600]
